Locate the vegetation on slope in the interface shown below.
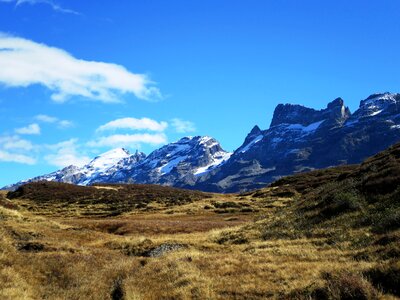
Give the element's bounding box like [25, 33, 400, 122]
[7, 182, 210, 217]
[248, 142, 400, 298]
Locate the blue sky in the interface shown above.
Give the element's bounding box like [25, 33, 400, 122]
[0, 0, 400, 186]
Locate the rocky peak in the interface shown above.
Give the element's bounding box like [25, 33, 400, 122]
[323, 97, 351, 126]
[128, 136, 231, 180]
[327, 97, 345, 109]
[364, 92, 396, 101]
[249, 125, 262, 135]
[132, 150, 146, 160]
[59, 165, 81, 173]
[242, 125, 263, 147]
[353, 92, 400, 119]
[117, 150, 146, 168]
[270, 104, 317, 127]
[175, 136, 224, 155]
[360, 93, 400, 107]
[270, 98, 350, 128]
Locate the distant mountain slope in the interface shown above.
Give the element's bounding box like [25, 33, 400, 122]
[194, 92, 400, 192]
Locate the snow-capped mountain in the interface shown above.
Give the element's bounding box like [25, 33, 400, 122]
[194, 93, 400, 192]
[106, 136, 232, 186]
[4, 92, 400, 193]
[77, 148, 146, 185]
[4, 136, 231, 190]
[4, 148, 146, 189]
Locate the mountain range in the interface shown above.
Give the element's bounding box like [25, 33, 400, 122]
[4, 92, 400, 192]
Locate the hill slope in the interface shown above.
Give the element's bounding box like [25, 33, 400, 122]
[7, 182, 210, 217]
[238, 142, 400, 298]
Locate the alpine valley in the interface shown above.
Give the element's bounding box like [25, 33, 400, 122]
[5, 92, 400, 192]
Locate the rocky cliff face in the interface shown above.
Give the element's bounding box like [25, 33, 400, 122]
[270, 97, 350, 128]
[193, 93, 400, 192]
[121, 136, 232, 186]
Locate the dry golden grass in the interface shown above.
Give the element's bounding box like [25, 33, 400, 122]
[0, 186, 399, 299]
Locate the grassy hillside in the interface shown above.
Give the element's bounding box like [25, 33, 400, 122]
[1, 143, 400, 299]
[7, 182, 210, 217]
[244, 142, 400, 298]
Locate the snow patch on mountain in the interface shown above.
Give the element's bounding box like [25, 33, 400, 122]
[285, 119, 325, 132]
[159, 156, 188, 174]
[194, 151, 232, 175]
[83, 148, 131, 176]
[144, 136, 232, 177]
[239, 134, 264, 153]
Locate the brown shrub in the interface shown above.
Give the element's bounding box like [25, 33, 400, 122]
[312, 272, 378, 300]
[364, 262, 400, 296]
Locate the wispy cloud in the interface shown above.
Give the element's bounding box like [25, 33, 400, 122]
[0, 134, 89, 167]
[44, 138, 91, 168]
[87, 133, 167, 148]
[97, 117, 168, 132]
[0, 135, 36, 164]
[171, 118, 196, 133]
[15, 123, 41, 135]
[0, 135, 33, 150]
[0, 34, 162, 103]
[0, 0, 81, 15]
[58, 120, 73, 128]
[35, 114, 73, 128]
[0, 150, 36, 164]
[35, 114, 57, 123]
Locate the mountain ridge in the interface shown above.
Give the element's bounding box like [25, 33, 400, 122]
[4, 92, 400, 192]
[191, 92, 400, 192]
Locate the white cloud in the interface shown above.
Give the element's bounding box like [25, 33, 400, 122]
[35, 114, 73, 128]
[1, 0, 80, 15]
[0, 34, 162, 103]
[171, 118, 196, 133]
[0, 135, 33, 150]
[35, 114, 57, 123]
[0, 135, 36, 164]
[0, 150, 36, 164]
[97, 117, 168, 132]
[44, 138, 91, 168]
[58, 120, 73, 128]
[15, 123, 41, 135]
[88, 133, 167, 148]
